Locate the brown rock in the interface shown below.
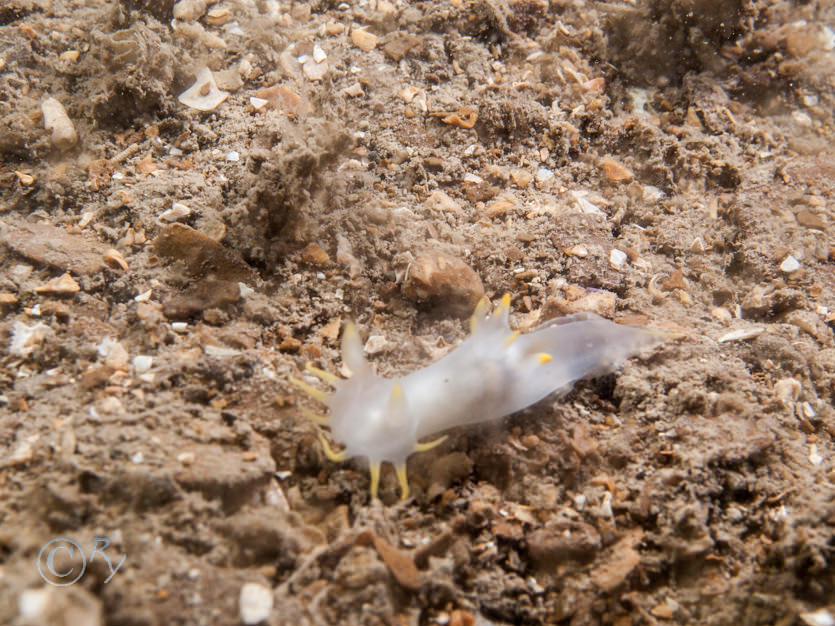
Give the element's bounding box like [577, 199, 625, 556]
[462, 180, 499, 204]
[383, 33, 421, 61]
[796, 209, 826, 230]
[527, 520, 602, 565]
[300, 243, 330, 265]
[662, 269, 687, 291]
[424, 190, 462, 214]
[34, 273, 81, 295]
[162, 279, 241, 320]
[1, 221, 105, 275]
[174, 438, 275, 510]
[279, 337, 302, 353]
[541, 289, 617, 320]
[509, 168, 533, 187]
[371, 533, 420, 591]
[154, 223, 255, 283]
[402, 252, 485, 316]
[601, 157, 633, 183]
[590, 529, 643, 592]
[351, 28, 377, 51]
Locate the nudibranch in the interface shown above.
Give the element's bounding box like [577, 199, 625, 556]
[290, 294, 671, 500]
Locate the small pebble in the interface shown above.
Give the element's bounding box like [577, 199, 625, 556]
[178, 67, 229, 111]
[609, 248, 628, 270]
[41, 97, 78, 151]
[780, 255, 801, 273]
[809, 444, 823, 466]
[351, 28, 377, 51]
[601, 157, 633, 183]
[132, 355, 153, 373]
[239, 583, 273, 625]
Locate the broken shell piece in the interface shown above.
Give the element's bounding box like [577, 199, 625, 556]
[158, 202, 192, 222]
[364, 335, 389, 355]
[132, 355, 153, 373]
[41, 97, 78, 151]
[9, 321, 53, 357]
[34, 273, 81, 294]
[441, 106, 478, 129]
[800, 608, 835, 626]
[303, 56, 328, 81]
[98, 337, 129, 369]
[609, 248, 628, 270]
[774, 378, 801, 405]
[250, 96, 269, 110]
[717, 326, 765, 343]
[205, 7, 232, 25]
[564, 245, 589, 258]
[312, 44, 327, 64]
[178, 67, 229, 111]
[780, 254, 801, 273]
[173, 0, 211, 21]
[710, 307, 732, 322]
[104, 248, 129, 271]
[14, 171, 34, 186]
[809, 444, 823, 466]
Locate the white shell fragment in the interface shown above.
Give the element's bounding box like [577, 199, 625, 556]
[158, 202, 192, 222]
[609, 248, 628, 270]
[239, 583, 273, 625]
[132, 355, 153, 373]
[718, 326, 765, 343]
[178, 67, 229, 111]
[809, 444, 823, 466]
[780, 254, 801, 273]
[9, 321, 52, 357]
[41, 97, 78, 151]
[800, 608, 835, 626]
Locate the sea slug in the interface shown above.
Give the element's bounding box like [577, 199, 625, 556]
[291, 294, 671, 500]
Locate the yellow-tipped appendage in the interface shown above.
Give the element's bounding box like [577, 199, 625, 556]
[304, 362, 339, 386]
[414, 434, 448, 452]
[369, 461, 381, 499]
[316, 428, 347, 462]
[288, 376, 330, 404]
[395, 464, 409, 500]
[299, 405, 330, 426]
[504, 330, 520, 347]
[469, 296, 491, 333]
[537, 352, 553, 364]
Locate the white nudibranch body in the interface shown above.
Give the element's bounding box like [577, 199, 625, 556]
[290, 294, 671, 500]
